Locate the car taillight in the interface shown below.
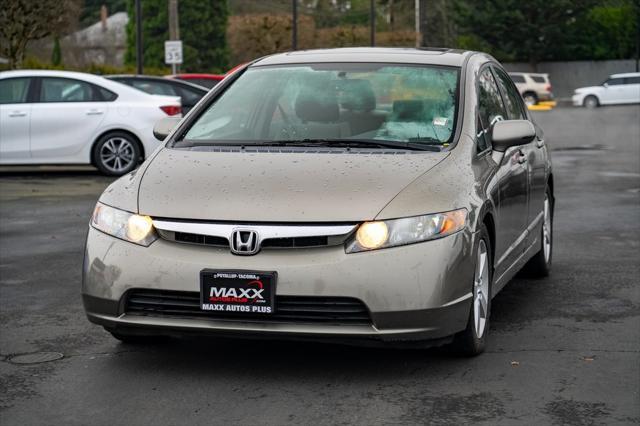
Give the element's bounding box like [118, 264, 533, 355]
[160, 105, 181, 116]
[545, 84, 552, 92]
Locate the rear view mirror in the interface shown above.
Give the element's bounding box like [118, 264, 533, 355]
[153, 117, 182, 141]
[492, 120, 536, 152]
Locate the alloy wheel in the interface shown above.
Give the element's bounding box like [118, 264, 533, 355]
[543, 195, 552, 263]
[99, 137, 135, 174]
[473, 239, 490, 338]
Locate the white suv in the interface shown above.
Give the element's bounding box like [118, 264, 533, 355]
[508, 72, 553, 106]
[572, 72, 640, 108]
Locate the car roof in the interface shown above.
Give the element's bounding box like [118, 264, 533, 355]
[0, 69, 112, 83]
[252, 47, 474, 68]
[169, 73, 225, 80]
[0, 69, 182, 102]
[508, 72, 549, 77]
[107, 74, 208, 91]
[610, 72, 640, 78]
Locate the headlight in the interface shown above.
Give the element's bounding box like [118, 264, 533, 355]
[346, 209, 467, 253]
[91, 202, 157, 246]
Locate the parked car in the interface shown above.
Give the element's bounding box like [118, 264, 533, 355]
[508, 72, 553, 105]
[167, 73, 224, 89]
[572, 72, 640, 108]
[107, 75, 208, 114]
[83, 48, 554, 356]
[0, 70, 181, 176]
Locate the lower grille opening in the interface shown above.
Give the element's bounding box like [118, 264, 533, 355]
[124, 289, 372, 326]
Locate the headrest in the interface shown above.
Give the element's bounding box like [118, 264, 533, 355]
[340, 79, 376, 112]
[392, 100, 425, 121]
[295, 82, 339, 123]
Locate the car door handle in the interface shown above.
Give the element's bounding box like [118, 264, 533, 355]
[86, 110, 104, 115]
[8, 111, 27, 117]
[517, 150, 527, 164]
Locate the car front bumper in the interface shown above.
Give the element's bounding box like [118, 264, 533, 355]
[82, 227, 476, 344]
[572, 93, 585, 106]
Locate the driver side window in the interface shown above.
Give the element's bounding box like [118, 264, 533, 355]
[477, 67, 507, 152]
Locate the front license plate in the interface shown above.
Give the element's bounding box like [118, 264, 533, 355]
[200, 270, 276, 315]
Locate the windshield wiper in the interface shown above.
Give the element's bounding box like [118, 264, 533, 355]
[262, 139, 442, 152]
[174, 138, 443, 152]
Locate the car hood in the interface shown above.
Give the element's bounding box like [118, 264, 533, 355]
[138, 148, 449, 222]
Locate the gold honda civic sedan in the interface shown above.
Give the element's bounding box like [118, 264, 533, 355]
[83, 48, 554, 355]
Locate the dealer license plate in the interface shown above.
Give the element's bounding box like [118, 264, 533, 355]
[200, 270, 276, 315]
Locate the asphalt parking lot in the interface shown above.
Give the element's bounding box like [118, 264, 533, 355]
[1, 105, 638, 425]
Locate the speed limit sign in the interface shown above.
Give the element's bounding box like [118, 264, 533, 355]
[165, 40, 183, 65]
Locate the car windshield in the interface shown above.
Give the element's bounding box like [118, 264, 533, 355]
[180, 63, 460, 149]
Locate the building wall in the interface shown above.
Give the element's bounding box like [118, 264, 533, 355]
[503, 60, 640, 99]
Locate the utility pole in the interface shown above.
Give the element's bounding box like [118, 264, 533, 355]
[370, 0, 376, 47]
[292, 0, 297, 50]
[414, 0, 420, 47]
[415, 0, 427, 47]
[168, 0, 180, 74]
[135, 0, 143, 74]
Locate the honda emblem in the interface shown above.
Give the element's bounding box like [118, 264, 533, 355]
[230, 229, 260, 255]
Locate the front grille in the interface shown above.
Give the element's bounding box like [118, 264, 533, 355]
[174, 232, 228, 247]
[124, 289, 372, 325]
[169, 232, 331, 249]
[261, 236, 328, 248]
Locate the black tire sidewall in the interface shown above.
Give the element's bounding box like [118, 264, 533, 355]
[454, 224, 493, 355]
[92, 132, 141, 176]
[524, 92, 538, 105]
[584, 96, 598, 108]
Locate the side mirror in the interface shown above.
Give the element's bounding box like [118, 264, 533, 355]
[492, 120, 536, 152]
[603, 82, 609, 87]
[153, 117, 182, 141]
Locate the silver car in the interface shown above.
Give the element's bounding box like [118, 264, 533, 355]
[83, 48, 554, 355]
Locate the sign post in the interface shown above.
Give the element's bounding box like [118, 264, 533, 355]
[164, 40, 183, 74]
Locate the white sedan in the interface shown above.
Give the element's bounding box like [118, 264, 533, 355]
[572, 72, 640, 108]
[0, 70, 182, 175]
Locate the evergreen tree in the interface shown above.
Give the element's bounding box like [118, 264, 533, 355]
[125, 0, 229, 73]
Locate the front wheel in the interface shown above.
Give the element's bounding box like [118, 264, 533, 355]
[452, 224, 492, 356]
[523, 188, 553, 277]
[583, 95, 599, 109]
[92, 131, 141, 176]
[523, 92, 538, 106]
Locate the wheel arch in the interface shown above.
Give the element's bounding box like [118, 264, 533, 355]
[583, 94, 600, 106]
[90, 128, 145, 167]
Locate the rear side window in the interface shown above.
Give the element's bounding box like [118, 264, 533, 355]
[178, 86, 205, 105]
[0, 78, 31, 104]
[190, 78, 218, 89]
[40, 78, 95, 102]
[131, 80, 178, 96]
[530, 75, 546, 83]
[97, 86, 118, 101]
[493, 67, 526, 120]
[509, 74, 525, 83]
[624, 77, 640, 84]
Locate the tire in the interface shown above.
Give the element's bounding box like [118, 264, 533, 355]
[522, 187, 553, 277]
[523, 92, 538, 106]
[583, 95, 599, 109]
[92, 131, 142, 176]
[452, 224, 492, 356]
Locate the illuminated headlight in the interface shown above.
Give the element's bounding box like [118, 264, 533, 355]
[91, 202, 157, 246]
[346, 209, 467, 253]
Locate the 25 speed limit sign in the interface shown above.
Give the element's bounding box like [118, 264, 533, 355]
[165, 40, 183, 65]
